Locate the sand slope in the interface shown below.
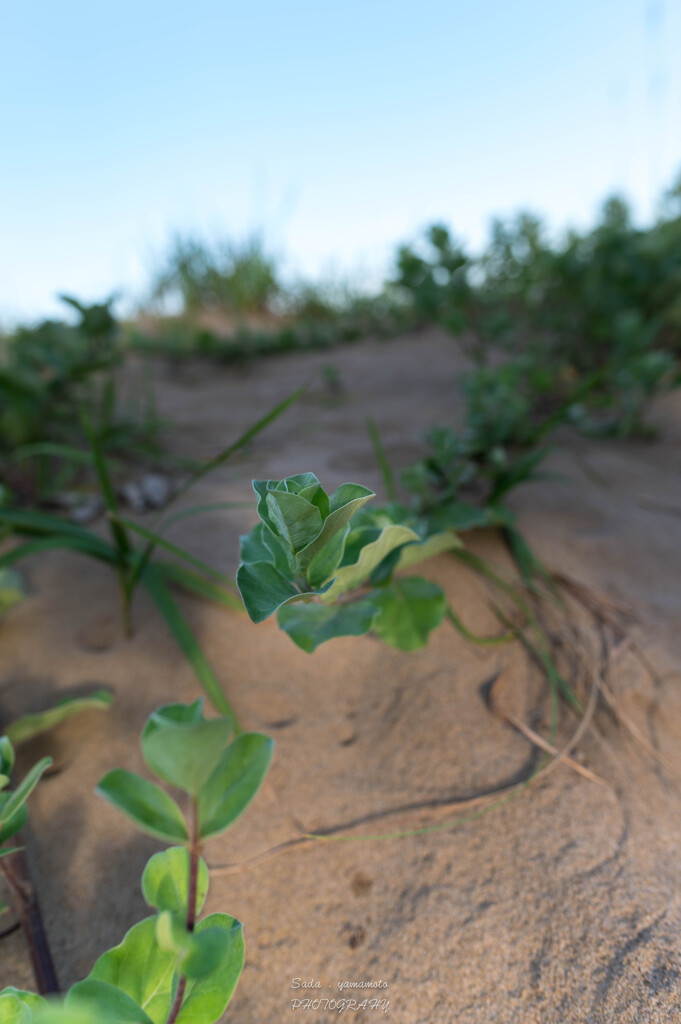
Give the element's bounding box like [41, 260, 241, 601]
[1, 329, 681, 1022]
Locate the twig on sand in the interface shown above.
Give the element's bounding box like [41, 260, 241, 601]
[0, 844, 59, 994]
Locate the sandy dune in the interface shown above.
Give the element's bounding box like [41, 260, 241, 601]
[1, 328, 681, 1022]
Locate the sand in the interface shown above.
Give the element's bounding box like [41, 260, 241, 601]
[1, 328, 681, 1022]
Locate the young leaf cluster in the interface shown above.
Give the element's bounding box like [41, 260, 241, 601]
[0, 738, 51, 864]
[0, 295, 161, 501]
[0, 700, 273, 1024]
[237, 473, 461, 652]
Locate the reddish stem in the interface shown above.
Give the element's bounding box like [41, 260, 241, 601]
[0, 844, 59, 994]
[165, 800, 201, 1024]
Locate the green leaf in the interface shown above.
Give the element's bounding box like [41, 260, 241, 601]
[155, 914, 229, 980]
[0, 796, 27, 844]
[367, 416, 397, 500]
[239, 522, 273, 564]
[239, 522, 290, 576]
[96, 770, 188, 843]
[283, 472, 322, 491]
[253, 474, 320, 534]
[266, 491, 323, 553]
[142, 566, 235, 720]
[88, 916, 176, 1022]
[176, 914, 244, 1024]
[425, 502, 513, 532]
[0, 535, 119, 570]
[0, 570, 25, 617]
[168, 387, 305, 514]
[305, 524, 349, 589]
[6, 692, 112, 746]
[0, 738, 14, 777]
[277, 599, 378, 652]
[142, 710, 233, 796]
[66, 982, 154, 1024]
[142, 847, 209, 917]
[371, 577, 447, 651]
[322, 524, 419, 601]
[393, 530, 462, 571]
[503, 525, 548, 585]
[236, 560, 309, 623]
[198, 733, 273, 840]
[295, 484, 374, 570]
[10, 442, 96, 466]
[0, 994, 33, 1024]
[1, 757, 51, 826]
[0, 847, 23, 860]
[0, 507, 111, 544]
[80, 413, 131, 561]
[177, 928, 230, 981]
[88, 910, 244, 1022]
[0, 991, 46, 1024]
[153, 562, 242, 611]
[117, 516, 237, 595]
[32, 1001, 118, 1024]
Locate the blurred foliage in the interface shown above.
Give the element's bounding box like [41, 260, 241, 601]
[0, 296, 162, 501]
[399, 362, 559, 525]
[395, 177, 681, 438]
[3, 174, 681, 517]
[149, 233, 281, 315]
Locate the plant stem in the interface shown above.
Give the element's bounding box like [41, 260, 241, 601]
[165, 976, 187, 1024]
[0, 845, 59, 994]
[186, 801, 200, 932]
[165, 800, 201, 1024]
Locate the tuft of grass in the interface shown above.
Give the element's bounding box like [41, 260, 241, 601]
[0, 388, 304, 725]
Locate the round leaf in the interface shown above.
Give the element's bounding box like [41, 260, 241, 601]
[142, 847, 209, 916]
[88, 916, 175, 1022]
[142, 713, 233, 797]
[198, 733, 273, 840]
[277, 599, 378, 653]
[371, 577, 447, 651]
[176, 914, 244, 1023]
[96, 770, 188, 843]
[66, 982, 153, 1023]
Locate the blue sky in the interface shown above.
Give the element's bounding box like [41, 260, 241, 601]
[1, 0, 680, 322]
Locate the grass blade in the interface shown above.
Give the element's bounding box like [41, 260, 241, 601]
[445, 605, 514, 646]
[6, 691, 113, 745]
[10, 443, 96, 466]
[113, 514, 237, 593]
[153, 561, 242, 611]
[0, 535, 119, 568]
[131, 386, 305, 591]
[0, 507, 116, 547]
[159, 501, 252, 531]
[163, 385, 305, 514]
[80, 411, 131, 560]
[142, 564, 239, 726]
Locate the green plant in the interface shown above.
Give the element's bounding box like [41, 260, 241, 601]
[0, 391, 301, 722]
[149, 233, 281, 316]
[392, 178, 681, 436]
[0, 296, 162, 501]
[0, 739, 52, 894]
[236, 472, 462, 652]
[235, 471, 580, 754]
[395, 355, 574, 532]
[394, 224, 474, 336]
[0, 699, 273, 1022]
